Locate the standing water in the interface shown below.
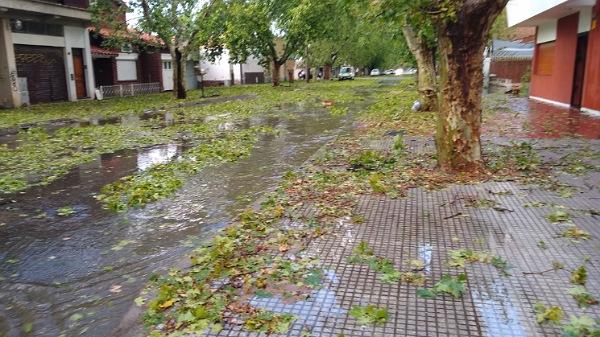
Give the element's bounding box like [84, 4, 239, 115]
[0, 101, 361, 337]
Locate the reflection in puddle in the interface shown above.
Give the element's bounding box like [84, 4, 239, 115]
[472, 279, 527, 337]
[251, 287, 346, 328]
[136, 144, 181, 171]
[418, 243, 433, 274]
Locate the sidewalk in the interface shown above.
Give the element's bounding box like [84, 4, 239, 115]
[143, 90, 600, 337]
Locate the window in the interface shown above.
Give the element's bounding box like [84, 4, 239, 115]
[117, 60, 137, 81]
[10, 19, 63, 36]
[535, 42, 555, 76]
[163, 61, 172, 70]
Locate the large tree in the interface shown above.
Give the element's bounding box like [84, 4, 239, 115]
[376, 0, 507, 171]
[433, 0, 507, 171]
[92, 0, 211, 99]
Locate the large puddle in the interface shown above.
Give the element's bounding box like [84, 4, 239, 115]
[0, 102, 358, 336]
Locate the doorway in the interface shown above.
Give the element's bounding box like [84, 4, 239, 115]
[72, 48, 87, 98]
[162, 60, 173, 91]
[571, 33, 588, 108]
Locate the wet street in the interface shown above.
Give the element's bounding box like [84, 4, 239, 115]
[0, 100, 358, 336]
[2, 82, 600, 337]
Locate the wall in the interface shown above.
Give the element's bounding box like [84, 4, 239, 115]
[530, 12, 579, 104]
[200, 50, 232, 82]
[139, 52, 163, 85]
[582, 2, 600, 112]
[489, 59, 531, 82]
[507, 0, 570, 26]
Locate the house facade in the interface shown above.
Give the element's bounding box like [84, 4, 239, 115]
[507, 0, 600, 115]
[0, 0, 95, 107]
[199, 49, 266, 86]
[90, 28, 198, 91]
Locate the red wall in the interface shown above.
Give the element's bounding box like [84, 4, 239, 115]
[530, 13, 579, 104]
[582, 2, 600, 111]
[490, 59, 531, 82]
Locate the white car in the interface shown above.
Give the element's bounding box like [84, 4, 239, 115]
[370, 69, 381, 76]
[384, 69, 395, 75]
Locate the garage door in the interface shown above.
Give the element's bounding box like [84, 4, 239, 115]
[244, 72, 265, 84]
[14, 45, 68, 104]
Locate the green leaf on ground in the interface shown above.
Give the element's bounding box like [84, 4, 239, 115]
[303, 269, 323, 287]
[568, 286, 598, 308]
[562, 315, 600, 337]
[534, 302, 564, 324]
[562, 227, 591, 241]
[244, 311, 295, 334]
[57, 206, 75, 216]
[570, 266, 588, 285]
[491, 256, 511, 276]
[537, 240, 548, 249]
[416, 288, 437, 299]
[546, 210, 570, 223]
[349, 305, 388, 326]
[417, 274, 467, 299]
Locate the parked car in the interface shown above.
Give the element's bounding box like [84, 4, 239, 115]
[338, 66, 355, 80]
[370, 69, 381, 76]
[384, 69, 395, 75]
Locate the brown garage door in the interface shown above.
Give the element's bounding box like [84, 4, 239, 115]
[15, 45, 68, 104]
[244, 72, 265, 84]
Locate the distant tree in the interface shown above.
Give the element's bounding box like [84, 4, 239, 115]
[375, 2, 438, 111]
[200, 0, 335, 86]
[92, 0, 212, 99]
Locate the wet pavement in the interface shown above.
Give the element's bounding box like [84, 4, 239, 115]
[201, 97, 600, 337]
[203, 134, 600, 337]
[0, 102, 358, 337]
[2, 86, 600, 337]
[485, 95, 600, 140]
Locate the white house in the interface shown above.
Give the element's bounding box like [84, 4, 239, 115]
[0, 0, 95, 107]
[199, 49, 265, 86]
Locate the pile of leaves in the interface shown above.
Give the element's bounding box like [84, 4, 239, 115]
[142, 200, 328, 335]
[347, 241, 424, 285]
[417, 274, 467, 299]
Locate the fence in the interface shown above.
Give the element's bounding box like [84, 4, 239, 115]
[98, 82, 161, 99]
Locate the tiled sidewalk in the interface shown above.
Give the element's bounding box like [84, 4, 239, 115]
[207, 136, 600, 337]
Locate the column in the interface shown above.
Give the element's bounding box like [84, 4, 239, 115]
[0, 18, 22, 107]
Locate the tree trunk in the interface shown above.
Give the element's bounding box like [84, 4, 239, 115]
[434, 0, 507, 172]
[173, 47, 186, 99]
[287, 69, 294, 83]
[323, 64, 332, 80]
[402, 25, 437, 111]
[272, 62, 281, 86]
[305, 63, 310, 83]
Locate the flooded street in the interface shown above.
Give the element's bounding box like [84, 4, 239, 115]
[0, 103, 357, 337]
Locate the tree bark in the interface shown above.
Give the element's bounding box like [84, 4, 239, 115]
[323, 63, 332, 80]
[272, 61, 281, 86]
[401, 25, 437, 111]
[434, 0, 507, 172]
[287, 69, 294, 83]
[173, 47, 186, 99]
